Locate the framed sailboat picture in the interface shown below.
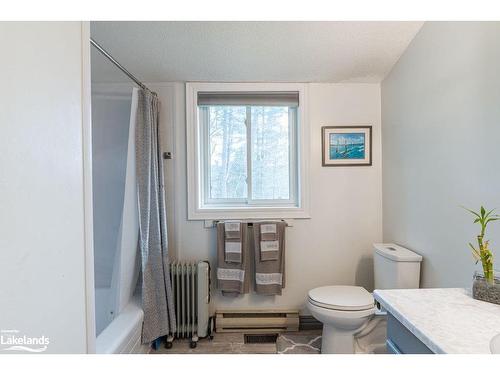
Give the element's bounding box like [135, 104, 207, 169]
[322, 126, 372, 166]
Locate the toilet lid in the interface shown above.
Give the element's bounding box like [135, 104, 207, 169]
[308, 285, 374, 311]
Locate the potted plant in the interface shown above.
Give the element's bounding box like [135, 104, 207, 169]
[463, 206, 500, 305]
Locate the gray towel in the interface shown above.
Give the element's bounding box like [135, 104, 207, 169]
[259, 223, 279, 261]
[217, 222, 250, 296]
[224, 221, 242, 263]
[253, 221, 286, 295]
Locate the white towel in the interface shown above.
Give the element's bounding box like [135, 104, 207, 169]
[224, 221, 241, 239]
[225, 241, 242, 263]
[260, 223, 277, 241]
[260, 240, 279, 261]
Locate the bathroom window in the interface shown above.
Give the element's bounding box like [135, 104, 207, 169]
[186, 83, 310, 220]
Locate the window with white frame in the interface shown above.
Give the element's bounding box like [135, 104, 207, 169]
[187, 83, 309, 219]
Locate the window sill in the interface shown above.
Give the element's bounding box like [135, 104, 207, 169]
[187, 206, 311, 221]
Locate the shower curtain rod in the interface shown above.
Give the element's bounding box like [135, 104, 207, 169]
[90, 38, 148, 91]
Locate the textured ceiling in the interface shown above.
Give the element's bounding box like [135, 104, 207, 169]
[90, 21, 423, 83]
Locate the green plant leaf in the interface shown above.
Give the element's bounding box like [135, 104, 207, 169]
[486, 208, 496, 218]
[481, 206, 486, 217]
[461, 206, 480, 218]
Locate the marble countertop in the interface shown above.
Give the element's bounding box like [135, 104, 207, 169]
[374, 288, 500, 354]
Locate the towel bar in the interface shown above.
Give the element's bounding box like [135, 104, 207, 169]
[206, 219, 291, 228]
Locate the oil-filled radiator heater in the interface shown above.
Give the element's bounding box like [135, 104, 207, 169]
[166, 260, 211, 348]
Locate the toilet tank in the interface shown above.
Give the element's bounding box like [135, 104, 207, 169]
[373, 243, 422, 290]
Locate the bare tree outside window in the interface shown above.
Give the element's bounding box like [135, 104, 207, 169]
[202, 104, 296, 205]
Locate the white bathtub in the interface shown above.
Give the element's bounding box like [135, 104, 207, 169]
[96, 295, 149, 354]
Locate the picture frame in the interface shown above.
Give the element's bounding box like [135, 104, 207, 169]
[321, 126, 372, 166]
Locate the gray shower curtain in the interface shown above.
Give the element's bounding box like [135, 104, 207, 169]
[135, 89, 176, 344]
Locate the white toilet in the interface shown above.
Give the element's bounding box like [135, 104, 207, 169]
[307, 243, 422, 354]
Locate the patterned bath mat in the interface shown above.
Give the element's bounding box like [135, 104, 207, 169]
[276, 331, 321, 354]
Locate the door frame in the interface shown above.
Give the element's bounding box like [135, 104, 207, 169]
[81, 21, 97, 354]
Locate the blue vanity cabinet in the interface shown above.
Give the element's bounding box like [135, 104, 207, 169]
[386, 313, 434, 354]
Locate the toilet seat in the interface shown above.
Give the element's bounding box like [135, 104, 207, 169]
[308, 297, 375, 319]
[308, 285, 374, 311]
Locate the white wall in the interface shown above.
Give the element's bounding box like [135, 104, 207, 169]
[0, 22, 91, 353]
[382, 22, 500, 288]
[157, 82, 382, 314]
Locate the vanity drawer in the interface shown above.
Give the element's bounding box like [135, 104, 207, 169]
[387, 313, 433, 354]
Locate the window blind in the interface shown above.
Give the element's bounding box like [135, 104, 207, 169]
[197, 91, 299, 107]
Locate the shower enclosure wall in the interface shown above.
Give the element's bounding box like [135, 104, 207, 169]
[91, 47, 147, 353]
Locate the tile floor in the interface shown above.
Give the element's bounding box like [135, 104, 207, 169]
[152, 330, 322, 354]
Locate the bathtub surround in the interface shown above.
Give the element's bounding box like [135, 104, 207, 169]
[117, 88, 142, 314]
[91, 82, 147, 351]
[382, 22, 500, 288]
[135, 89, 176, 343]
[91, 84, 138, 336]
[92, 85, 133, 292]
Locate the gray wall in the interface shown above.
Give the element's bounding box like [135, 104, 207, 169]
[382, 22, 500, 287]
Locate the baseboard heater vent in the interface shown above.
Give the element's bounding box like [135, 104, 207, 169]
[244, 334, 278, 344]
[215, 310, 299, 333]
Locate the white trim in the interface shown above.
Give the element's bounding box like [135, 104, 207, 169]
[81, 21, 96, 354]
[287, 107, 298, 206]
[186, 82, 310, 220]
